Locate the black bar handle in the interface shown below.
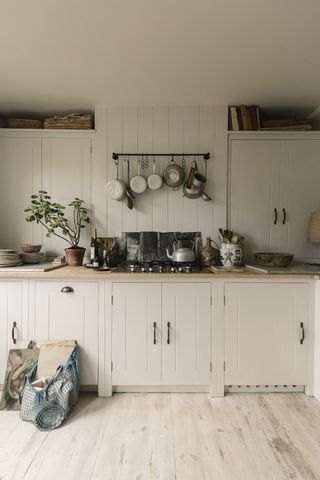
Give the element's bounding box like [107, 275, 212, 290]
[300, 322, 305, 344]
[274, 208, 278, 225]
[153, 322, 157, 345]
[167, 322, 170, 344]
[11, 321, 17, 344]
[61, 286, 74, 293]
[282, 208, 286, 225]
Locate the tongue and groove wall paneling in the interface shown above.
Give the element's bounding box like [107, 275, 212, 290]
[137, 106, 154, 231]
[106, 107, 124, 237]
[168, 106, 184, 232]
[197, 106, 215, 240]
[96, 105, 228, 237]
[152, 107, 169, 232]
[181, 106, 200, 232]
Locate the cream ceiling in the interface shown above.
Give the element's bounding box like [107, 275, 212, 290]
[0, 0, 319, 114]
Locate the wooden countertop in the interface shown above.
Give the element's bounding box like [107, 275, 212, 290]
[0, 265, 318, 280]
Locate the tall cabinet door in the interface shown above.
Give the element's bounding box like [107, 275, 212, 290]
[111, 283, 161, 385]
[280, 140, 320, 260]
[30, 281, 99, 385]
[0, 282, 23, 384]
[41, 137, 92, 255]
[224, 282, 308, 386]
[162, 283, 211, 386]
[229, 139, 281, 261]
[0, 137, 42, 249]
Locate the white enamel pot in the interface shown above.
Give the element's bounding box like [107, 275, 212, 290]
[130, 162, 147, 194]
[147, 158, 163, 191]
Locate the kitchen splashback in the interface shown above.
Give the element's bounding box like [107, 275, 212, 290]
[113, 231, 202, 263]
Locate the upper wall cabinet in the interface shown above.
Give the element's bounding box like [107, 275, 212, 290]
[42, 137, 92, 255]
[0, 131, 93, 255]
[0, 137, 42, 249]
[228, 134, 320, 260]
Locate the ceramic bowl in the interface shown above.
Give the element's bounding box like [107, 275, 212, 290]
[20, 244, 42, 253]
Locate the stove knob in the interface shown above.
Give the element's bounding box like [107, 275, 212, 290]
[178, 266, 183, 272]
[149, 267, 153, 272]
[159, 266, 163, 273]
[141, 267, 146, 272]
[171, 267, 176, 273]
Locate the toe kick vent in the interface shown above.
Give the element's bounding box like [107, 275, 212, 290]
[225, 385, 304, 393]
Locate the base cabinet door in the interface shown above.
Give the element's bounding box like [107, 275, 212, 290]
[224, 282, 309, 386]
[111, 283, 161, 385]
[0, 282, 23, 384]
[162, 283, 211, 386]
[31, 281, 99, 386]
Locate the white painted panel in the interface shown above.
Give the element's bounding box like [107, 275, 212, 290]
[42, 137, 92, 256]
[93, 106, 108, 236]
[107, 107, 124, 236]
[0, 137, 42, 249]
[224, 282, 309, 385]
[0, 282, 23, 384]
[112, 283, 161, 385]
[197, 105, 215, 240]
[152, 107, 169, 231]
[182, 106, 200, 232]
[162, 283, 211, 385]
[100, 105, 223, 238]
[280, 140, 320, 259]
[32, 281, 99, 385]
[137, 106, 153, 231]
[229, 139, 281, 261]
[168, 106, 184, 231]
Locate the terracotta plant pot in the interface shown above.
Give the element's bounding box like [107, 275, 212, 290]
[65, 247, 86, 266]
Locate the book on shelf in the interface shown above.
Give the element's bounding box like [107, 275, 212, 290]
[228, 105, 261, 131]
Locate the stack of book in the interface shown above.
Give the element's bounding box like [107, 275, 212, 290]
[229, 105, 261, 131]
[260, 118, 312, 131]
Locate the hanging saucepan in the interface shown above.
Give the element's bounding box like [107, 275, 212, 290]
[147, 157, 163, 191]
[163, 155, 185, 190]
[130, 158, 148, 194]
[106, 161, 126, 201]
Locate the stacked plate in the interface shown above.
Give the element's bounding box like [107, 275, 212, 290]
[0, 249, 22, 267]
[21, 252, 45, 264]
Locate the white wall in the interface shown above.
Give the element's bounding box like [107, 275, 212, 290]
[94, 105, 228, 243]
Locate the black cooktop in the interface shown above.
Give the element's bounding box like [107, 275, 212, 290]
[113, 260, 203, 274]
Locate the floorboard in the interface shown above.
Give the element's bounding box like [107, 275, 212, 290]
[0, 392, 320, 480]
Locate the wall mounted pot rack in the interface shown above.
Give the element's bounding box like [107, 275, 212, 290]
[112, 152, 210, 162]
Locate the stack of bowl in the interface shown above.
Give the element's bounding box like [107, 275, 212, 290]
[20, 244, 44, 264]
[0, 249, 22, 267]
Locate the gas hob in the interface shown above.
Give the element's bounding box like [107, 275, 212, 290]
[113, 261, 202, 274]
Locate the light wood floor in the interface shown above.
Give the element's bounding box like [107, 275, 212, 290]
[1, 392, 320, 479]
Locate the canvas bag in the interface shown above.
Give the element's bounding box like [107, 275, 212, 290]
[20, 346, 80, 431]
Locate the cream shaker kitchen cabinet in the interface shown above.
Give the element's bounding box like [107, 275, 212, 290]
[162, 283, 211, 386]
[224, 282, 309, 386]
[0, 282, 24, 384]
[111, 283, 162, 385]
[29, 281, 99, 386]
[229, 135, 320, 261]
[111, 282, 211, 387]
[41, 137, 92, 256]
[0, 137, 42, 250]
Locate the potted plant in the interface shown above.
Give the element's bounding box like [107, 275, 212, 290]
[25, 190, 90, 266]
